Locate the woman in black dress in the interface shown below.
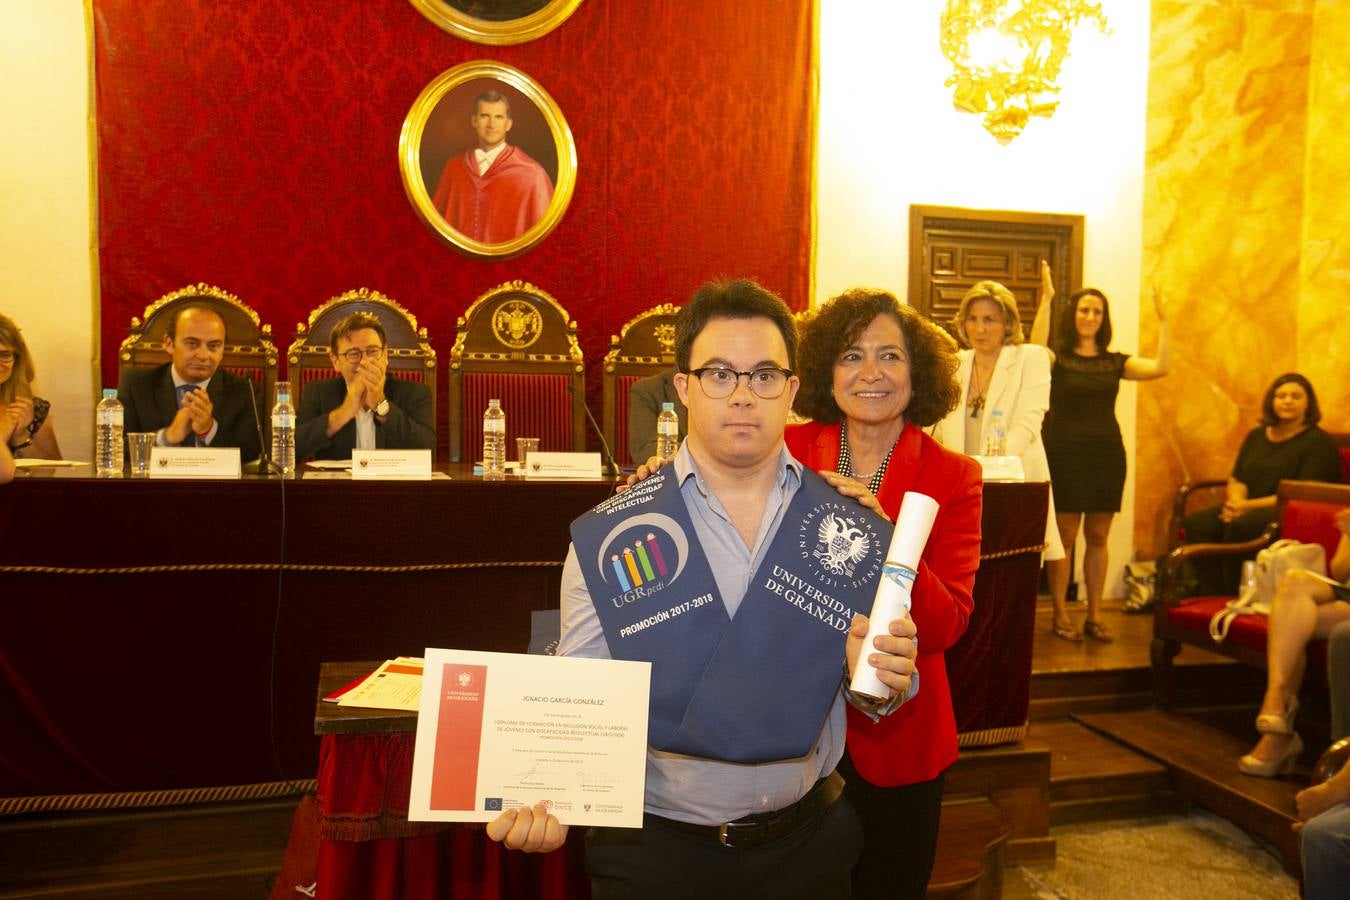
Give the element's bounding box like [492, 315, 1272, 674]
[1184, 373, 1342, 596]
[1032, 263, 1171, 642]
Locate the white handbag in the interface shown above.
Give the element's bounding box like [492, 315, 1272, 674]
[1208, 539, 1327, 642]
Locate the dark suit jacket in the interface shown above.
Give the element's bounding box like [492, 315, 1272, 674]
[116, 363, 261, 463]
[627, 368, 686, 464]
[786, 420, 982, 787]
[296, 375, 436, 461]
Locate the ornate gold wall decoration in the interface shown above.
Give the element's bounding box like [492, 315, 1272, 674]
[940, 0, 1109, 144]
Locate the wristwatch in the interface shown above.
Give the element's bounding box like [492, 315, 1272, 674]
[373, 399, 391, 418]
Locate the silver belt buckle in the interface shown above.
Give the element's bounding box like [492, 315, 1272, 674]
[717, 822, 738, 847]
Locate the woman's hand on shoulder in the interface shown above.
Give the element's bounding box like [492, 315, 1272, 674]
[817, 470, 892, 523]
[615, 454, 672, 493]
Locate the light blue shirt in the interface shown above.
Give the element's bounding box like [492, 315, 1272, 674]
[558, 442, 847, 826]
[160, 370, 220, 447]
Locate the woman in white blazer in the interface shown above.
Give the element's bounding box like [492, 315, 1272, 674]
[931, 281, 1069, 629]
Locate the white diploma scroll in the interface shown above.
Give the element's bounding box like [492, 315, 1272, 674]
[849, 491, 940, 700]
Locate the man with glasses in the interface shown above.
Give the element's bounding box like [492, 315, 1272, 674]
[117, 305, 261, 461]
[296, 312, 435, 461]
[488, 280, 918, 900]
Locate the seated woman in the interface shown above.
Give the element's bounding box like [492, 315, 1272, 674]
[0, 314, 62, 461]
[1185, 373, 1342, 597]
[1239, 509, 1350, 776]
[930, 280, 1067, 626]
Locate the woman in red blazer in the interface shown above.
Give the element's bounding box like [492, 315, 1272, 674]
[788, 289, 981, 900]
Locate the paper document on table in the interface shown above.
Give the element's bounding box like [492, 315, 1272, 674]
[325, 657, 423, 704]
[336, 658, 425, 711]
[306, 459, 352, 470]
[409, 648, 650, 827]
[15, 459, 88, 468]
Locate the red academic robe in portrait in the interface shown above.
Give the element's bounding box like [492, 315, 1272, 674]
[432, 145, 554, 244]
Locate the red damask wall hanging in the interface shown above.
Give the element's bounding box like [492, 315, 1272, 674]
[93, 0, 815, 455]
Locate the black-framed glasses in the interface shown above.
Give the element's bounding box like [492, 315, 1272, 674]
[0, 351, 15, 364]
[338, 346, 385, 363]
[688, 366, 793, 399]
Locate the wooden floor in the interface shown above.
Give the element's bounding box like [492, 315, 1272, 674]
[1026, 597, 1307, 870]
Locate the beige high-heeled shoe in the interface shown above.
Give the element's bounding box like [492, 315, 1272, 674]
[1255, 696, 1300, 735]
[1238, 732, 1303, 778]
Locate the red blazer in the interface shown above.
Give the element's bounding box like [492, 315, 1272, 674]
[786, 420, 982, 786]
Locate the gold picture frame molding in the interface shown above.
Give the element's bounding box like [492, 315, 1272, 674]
[407, 0, 583, 46]
[399, 60, 577, 259]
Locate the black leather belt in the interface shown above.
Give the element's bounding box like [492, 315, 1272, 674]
[648, 770, 845, 849]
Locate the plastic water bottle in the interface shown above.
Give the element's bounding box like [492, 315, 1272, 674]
[95, 389, 125, 477]
[483, 398, 506, 481]
[656, 402, 680, 459]
[984, 409, 1007, 456]
[270, 380, 296, 478]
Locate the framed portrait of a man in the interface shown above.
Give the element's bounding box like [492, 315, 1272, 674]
[400, 61, 577, 258]
[407, 0, 583, 45]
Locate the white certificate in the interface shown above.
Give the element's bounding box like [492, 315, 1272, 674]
[409, 648, 650, 828]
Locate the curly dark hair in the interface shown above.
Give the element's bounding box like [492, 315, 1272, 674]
[792, 288, 960, 428]
[1261, 373, 1322, 426]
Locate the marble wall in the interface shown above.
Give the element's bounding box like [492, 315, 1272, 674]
[1299, 2, 1350, 431]
[1136, 0, 1347, 556]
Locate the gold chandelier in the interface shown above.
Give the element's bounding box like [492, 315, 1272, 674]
[940, 0, 1109, 144]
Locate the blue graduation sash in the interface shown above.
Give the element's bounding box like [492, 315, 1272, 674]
[570, 463, 890, 763]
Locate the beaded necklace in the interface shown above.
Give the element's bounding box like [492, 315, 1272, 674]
[836, 426, 898, 496]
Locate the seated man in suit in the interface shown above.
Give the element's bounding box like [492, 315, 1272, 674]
[116, 305, 261, 462]
[627, 367, 686, 464]
[296, 312, 435, 460]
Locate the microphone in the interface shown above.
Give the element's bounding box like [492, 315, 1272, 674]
[242, 378, 275, 476]
[567, 382, 620, 477]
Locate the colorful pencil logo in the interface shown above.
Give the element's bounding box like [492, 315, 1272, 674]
[610, 532, 670, 591]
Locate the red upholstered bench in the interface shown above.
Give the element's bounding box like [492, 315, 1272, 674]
[1151, 479, 1350, 708]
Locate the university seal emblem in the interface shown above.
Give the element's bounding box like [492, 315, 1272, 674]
[491, 299, 543, 349]
[811, 511, 872, 578]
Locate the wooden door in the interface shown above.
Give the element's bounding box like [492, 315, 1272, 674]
[908, 205, 1084, 342]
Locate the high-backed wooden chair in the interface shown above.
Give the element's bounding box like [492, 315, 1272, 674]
[287, 287, 437, 422]
[602, 303, 680, 467]
[447, 281, 585, 463]
[118, 283, 278, 424]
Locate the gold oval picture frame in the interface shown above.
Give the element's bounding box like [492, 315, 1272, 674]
[407, 0, 583, 46]
[399, 61, 577, 259]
